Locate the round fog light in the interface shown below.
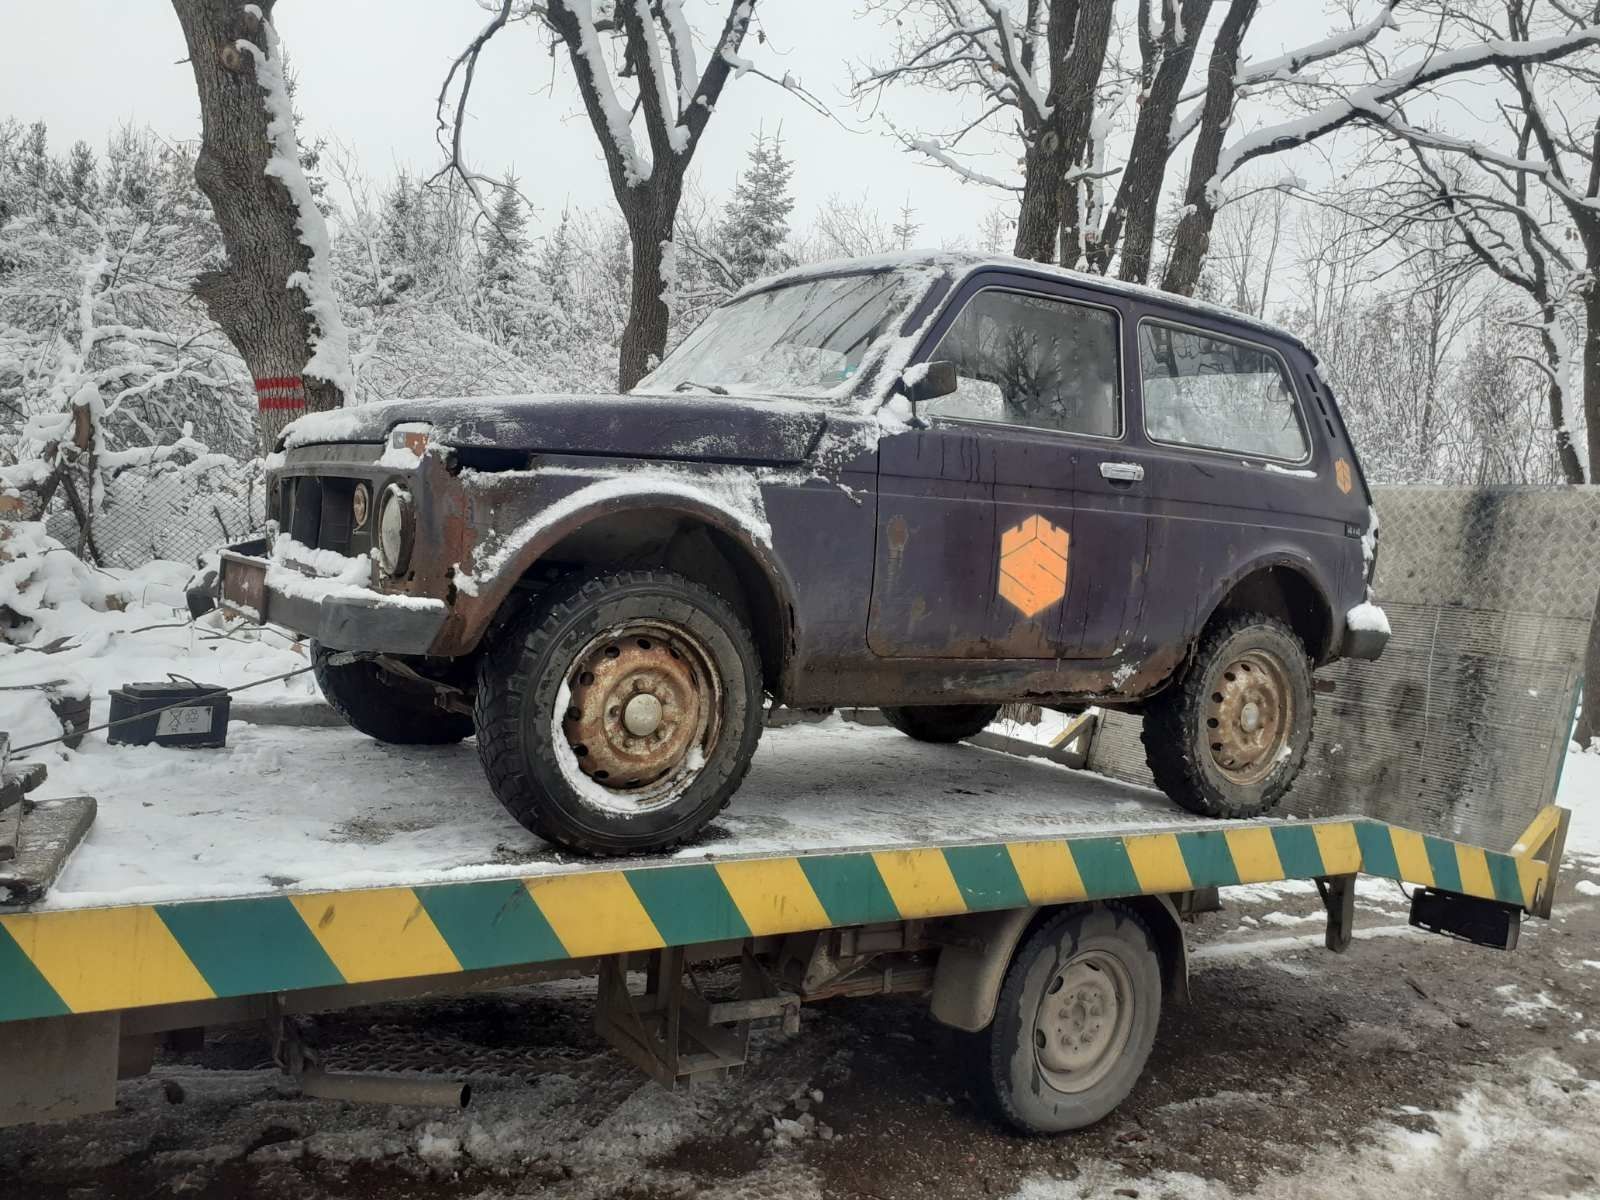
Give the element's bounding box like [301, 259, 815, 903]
[377, 484, 414, 575]
[351, 482, 370, 529]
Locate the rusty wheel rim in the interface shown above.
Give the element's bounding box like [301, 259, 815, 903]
[554, 620, 721, 814]
[1203, 647, 1293, 786]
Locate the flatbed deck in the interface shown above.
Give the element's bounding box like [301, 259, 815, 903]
[0, 719, 1555, 1026]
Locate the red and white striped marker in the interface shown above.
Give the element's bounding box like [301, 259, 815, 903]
[254, 376, 306, 412]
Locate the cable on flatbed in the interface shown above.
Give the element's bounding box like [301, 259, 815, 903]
[8, 665, 318, 755]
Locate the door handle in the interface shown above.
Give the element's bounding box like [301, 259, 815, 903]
[1099, 461, 1145, 483]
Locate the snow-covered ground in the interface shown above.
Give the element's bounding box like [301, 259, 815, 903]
[0, 540, 315, 755]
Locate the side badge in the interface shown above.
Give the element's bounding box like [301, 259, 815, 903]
[999, 515, 1069, 617]
[1335, 458, 1353, 495]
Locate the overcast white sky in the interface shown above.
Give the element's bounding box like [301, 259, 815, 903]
[1, 2, 1355, 244]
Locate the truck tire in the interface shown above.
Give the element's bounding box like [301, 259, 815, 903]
[880, 704, 1000, 743]
[474, 569, 764, 856]
[311, 642, 473, 745]
[1141, 612, 1313, 819]
[982, 904, 1162, 1133]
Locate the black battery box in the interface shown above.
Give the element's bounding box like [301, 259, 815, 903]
[107, 681, 231, 749]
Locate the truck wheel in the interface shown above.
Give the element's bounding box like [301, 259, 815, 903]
[474, 569, 764, 856]
[983, 904, 1162, 1133]
[1141, 612, 1313, 819]
[312, 642, 473, 745]
[880, 704, 999, 743]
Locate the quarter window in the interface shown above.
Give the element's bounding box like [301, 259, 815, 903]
[923, 290, 1122, 438]
[1138, 322, 1308, 460]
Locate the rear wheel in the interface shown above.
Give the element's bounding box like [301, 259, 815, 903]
[880, 704, 1000, 744]
[1141, 612, 1313, 819]
[982, 905, 1162, 1133]
[311, 642, 472, 745]
[473, 569, 764, 856]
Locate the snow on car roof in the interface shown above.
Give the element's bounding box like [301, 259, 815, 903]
[735, 249, 1313, 354]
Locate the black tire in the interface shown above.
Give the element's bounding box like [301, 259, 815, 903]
[982, 904, 1162, 1133]
[312, 642, 472, 745]
[880, 704, 1000, 743]
[1141, 612, 1313, 819]
[473, 569, 764, 856]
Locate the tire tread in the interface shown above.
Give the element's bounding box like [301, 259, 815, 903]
[473, 569, 762, 856]
[1140, 611, 1313, 819]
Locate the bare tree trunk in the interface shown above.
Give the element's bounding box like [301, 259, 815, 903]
[1015, 134, 1072, 262]
[1578, 270, 1600, 747]
[1585, 280, 1600, 481]
[1096, 0, 1215, 280]
[619, 188, 680, 390]
[1159, 0, 1258, 295]
[531, 0, 754, 393]
[171, 0, 342, 453]
[1537, 312, 1588, 486]
[1011, 0, 1114, 265]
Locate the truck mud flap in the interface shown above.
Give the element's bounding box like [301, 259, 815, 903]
[1408, 887, 1521, 950]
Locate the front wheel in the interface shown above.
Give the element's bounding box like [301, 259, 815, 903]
[880, 704, 1000, 743]
[473, 569, 764, 856]
[982, 904, 1163, 1133]
[1141, 612, 1313, 819]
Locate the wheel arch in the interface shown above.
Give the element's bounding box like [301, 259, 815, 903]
[928, 895, 1189, 1034]
[455, 491, 797, 693]
[1200, 556, 1335, 663]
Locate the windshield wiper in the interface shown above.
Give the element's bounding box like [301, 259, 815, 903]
[672, 380, 729, 395]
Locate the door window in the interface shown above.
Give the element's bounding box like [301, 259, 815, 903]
[922, 290, 1122, 438]
[1138, 321, 1309, 461]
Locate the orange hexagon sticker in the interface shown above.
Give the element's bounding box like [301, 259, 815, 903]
[1335, 458, 1353, 494]
[999, 515, 1070, 618]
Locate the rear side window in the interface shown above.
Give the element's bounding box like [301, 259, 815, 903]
[924, 289, 1122, 438]
[1138, 321, 1308, 461]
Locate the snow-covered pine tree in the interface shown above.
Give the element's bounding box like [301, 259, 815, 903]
[715, 130, 796, 290]
[477, 178, 544, 349]
[892, 199, 919, 250]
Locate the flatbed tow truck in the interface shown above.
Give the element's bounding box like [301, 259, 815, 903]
[0, 485, 1587, 1133]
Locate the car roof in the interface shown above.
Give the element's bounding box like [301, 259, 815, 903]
[736, 250, 1314, 358]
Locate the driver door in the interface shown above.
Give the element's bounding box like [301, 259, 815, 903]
[867, 277, 1148, 661]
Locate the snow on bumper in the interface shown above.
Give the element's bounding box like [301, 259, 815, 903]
[1340, 600, 1390, 661]
[218, 538, 446, 654]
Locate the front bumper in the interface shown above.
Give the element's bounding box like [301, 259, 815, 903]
[1338, 615, 1390, 661]
[218, 539, 447, 655]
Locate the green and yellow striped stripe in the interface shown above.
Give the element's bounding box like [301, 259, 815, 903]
[0, 814, 1556, 1025]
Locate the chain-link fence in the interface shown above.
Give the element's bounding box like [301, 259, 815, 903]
[39, 454, 269, 571]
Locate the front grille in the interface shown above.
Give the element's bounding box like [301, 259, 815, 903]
[282, 476, 373, 558]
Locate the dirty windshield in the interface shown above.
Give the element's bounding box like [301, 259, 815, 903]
[635, 271, 911, 399]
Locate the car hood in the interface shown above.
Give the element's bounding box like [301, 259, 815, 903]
[280, 393, 829, 465]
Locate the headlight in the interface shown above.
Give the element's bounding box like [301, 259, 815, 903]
[388, 422, 432, 460]
[351, 482, 371, 529]
[377, 484, 414, 575]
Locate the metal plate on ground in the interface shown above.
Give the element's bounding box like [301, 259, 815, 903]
[0, 797, 98, 907]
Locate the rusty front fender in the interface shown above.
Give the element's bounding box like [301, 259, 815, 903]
[428, 476, 801, 660]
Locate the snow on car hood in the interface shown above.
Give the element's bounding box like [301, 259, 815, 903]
[280, 393, 828, 465]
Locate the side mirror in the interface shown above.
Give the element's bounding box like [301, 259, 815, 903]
[903, 360, 958, 407]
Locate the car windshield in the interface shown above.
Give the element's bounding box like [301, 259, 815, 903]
[634, 271, 913, 400]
